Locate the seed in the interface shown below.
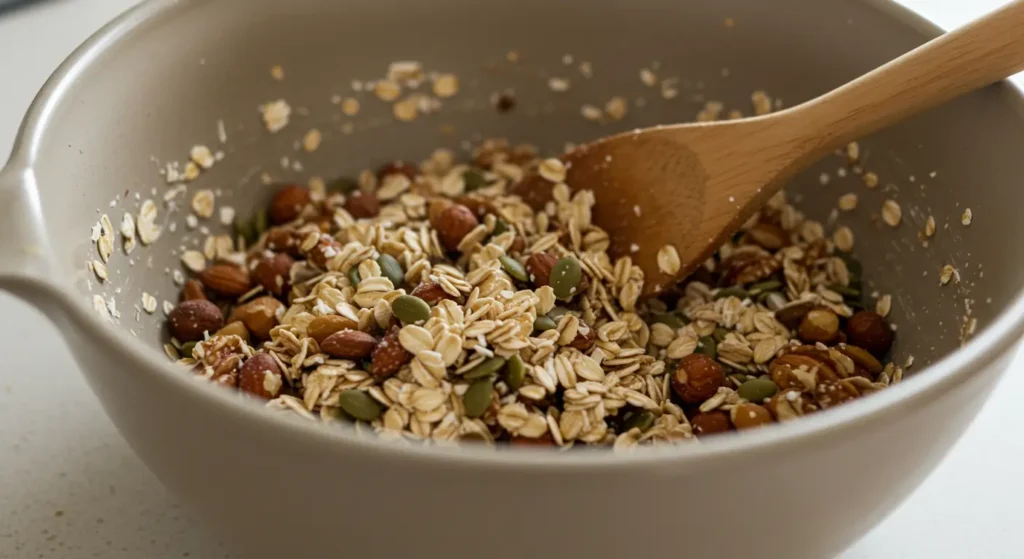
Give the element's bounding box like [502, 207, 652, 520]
[737, 377, 779, 403]
[253, 208, 268, 237]
[533, 315, 557, 332]
[338, 390, 383, 422]
[391, 295, 431, 324]
[492, 219, 510, 237]
[463, 169, 487, 191]
[827, 283, 861, 299]
[622, 410, 655, 432]
[179, 341, 197, 358]
[547, 307, 572, 321]
[377, 254, 405, 288]
[329, 176, 359, 193]
[234, 217, 255, 244]
[504, 354, 526, 390]
[748, 280, 782, 294]
[712, 327, 730, 343]
[499, 255, 528, 282]
[464, 356, 505, 379]
[463, 377, 495, 418]
[714, 286, 749, 300]
[347, 266, 361, 287]
[651, 313, 687, 329]
[550, 257, 582, 300]
[695, 336, 717, 359]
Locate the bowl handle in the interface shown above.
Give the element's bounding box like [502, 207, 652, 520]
[0, 163, 63, 308]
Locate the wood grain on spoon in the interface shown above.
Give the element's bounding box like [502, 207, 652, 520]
[513, 0, 1024, 296]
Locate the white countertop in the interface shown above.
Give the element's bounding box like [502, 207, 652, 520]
[1, 1, 1022, 557]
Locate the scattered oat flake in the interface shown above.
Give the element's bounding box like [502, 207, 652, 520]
[190, 145, 215, 169]
[387, 61, 423, 83]
[432, 74, 459, 98]
[341, 98, 360, 116]
[92, 295, 109, 319]
[141, 292, 157, 313]
[660, 79, 679, 100]
[724, 17, 736, 27]
[639, 68, 657, 87]
[940, 264, 957, 285]
[579, 61, 593, 78]
[137, 200, 161, 245]
[846, 142, 860, 163]
[605, 97, 628, 120]
[961, 208, 972, 226]
[833, 226, 854, 252]
[374, 80, 401, 102]
[270, 65, 284, 80]
[837, 193, 858, 211]
[181, 161, 201, 182]
[875, 294, 892, 318]
[538, 158, 567, 183]
[96, 214, 114, 262]
[181, 250, 206, 273]
[392, 98, 418, 122]
[863, 172, 879, 188]
[506, 50, 520, 63]
[163, 300, 175, 315]
[548, 77, 570, 92]
[881, 199, 902, 227]
[580, 104, 602, 121]
[657, 245, 681, 275]
[191, 189, 215, 219]
[751, 91, 772, 116]
[260, 99, 291, 133]
[219, 206, 235, 226]
[92, 260, 108, 282]
[217, 119, 227, 143]
[303, 128, 322, 152]
[924, 215, 936, 237]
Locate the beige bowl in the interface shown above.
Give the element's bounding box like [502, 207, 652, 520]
[1, 0, 1023, 557]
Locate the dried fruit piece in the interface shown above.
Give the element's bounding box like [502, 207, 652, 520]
[846, 311, 894, 357]
[269, 185, 311, 224]
[228, 296, 283, 340]
[371, 325, 413, 379]
[671, 353, 725, 404]
[568, 326, 596, 351]
[169, 300, 224, 342]
[307, 315, 359, 345]
[199, 265, 253, 298]
[238, 354, 283, 399]
[320, 330, 378, 359]
[377, 161, 418, 181]
[252, 252, 293, 297]
[432, 203, 479, 251]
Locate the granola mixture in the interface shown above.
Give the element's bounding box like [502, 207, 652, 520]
[161, 138, 900, 449]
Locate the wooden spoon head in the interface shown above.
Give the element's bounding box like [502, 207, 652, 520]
[512, 120, 796, 296]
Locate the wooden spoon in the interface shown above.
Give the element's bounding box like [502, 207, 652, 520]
[512, 0, 1024, 296]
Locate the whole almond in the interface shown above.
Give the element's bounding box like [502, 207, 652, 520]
[410, 281, 455, 305]
[432, 204, 479, 251]
[238, 353, 283, 399]
[181, 279, 206, 301]
[308, 314, 359, 344]
[169, 299, 224, 342]
[215, 321, 251, 343]
[252, 252, 294, 297]
[371, 325, 413, 379]
[265, 227, 303, 256]
[671, 353, 725, 404]
[320, 330, 378, 359]
[427, 198, 453, 225]
[526, 252, 558, 287]
[228, 296, 283, 340]
[377, 160, 419, 181]
[690, 410, 732, 436]
[269, 184, 311, 225]
[199, 264, 253, 298]
[344, 191, 380, 219]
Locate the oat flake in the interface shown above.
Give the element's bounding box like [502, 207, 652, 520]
[92, 260, 108, 282]
[141, 292, 157, 313]
[657, 245, 681, 275]
[924, 215, 936, 237]
[881, 199, 902, 227]
[303, 128, 322, 152]
[580, 104, 602, 121]
[341, 98, 360, 116]
[181, 250, 206, 273]
[433, 74, 459, 98]
[548, 77, 570, 92]
[833, 226, 854, 252]
[961, 208, 972, 226]
[392, 98, 418, 122]
[837, 193, 858, 211]
[96, 214, 114, 262]
[191, 190, 215, 219]
[190, 145, 216, 170]
[260, 99, 291, 133]
[605, 97, 628, 120]
[863, 172, 879, 188]
[875, 294, 892, 318]
[538, 158, 567, 183]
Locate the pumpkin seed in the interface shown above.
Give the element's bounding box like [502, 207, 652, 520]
[652, 312, 687, 329]
[712, 327, 730, 343]
[714, 286, 749, 300]
[347, 266, 361, 287]
[827, 283, 861, 299]
[504, 354, 526, 390]
[492, 219, 510, 237]
[465, 356, 506, 379]
[695, 336, 717, 358]
[547, 307, 572, 321]
[775, 300, 815, 329]
[737, 378, 779, 403]
[377, 254, 405, 288]
[338, 390, 383, 421]
[253, 208, 268, 236]
[234, 218, 255, 245]
[839, 254, 863, 279]
[499, 255, 528, 282]
[392, 295, 431, 324]
[329, 176, 358, 194]
[463, 169, 488, 191]
[180, 341, 197, 358]
[463, 377, 494, 418]
[533, 315, 557, 332]
[748, 279, 782, 294]
[622, 410, 655, 432]
[550, 257, 582, 300]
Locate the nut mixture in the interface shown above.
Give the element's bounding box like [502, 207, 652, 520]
[163, 138, 900, 449]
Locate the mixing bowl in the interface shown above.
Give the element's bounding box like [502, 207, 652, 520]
[2, 0, 1022, 557]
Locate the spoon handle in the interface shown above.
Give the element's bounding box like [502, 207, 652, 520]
[791, 0, 1024, 156]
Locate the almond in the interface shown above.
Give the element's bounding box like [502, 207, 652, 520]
[320, 330, 378, 359]
[269, 184, 311, 225]
[305, 235, 342, 269]
[526, 252, 558, 287]
[671, 353, 725, 404]
[199, 264, 253, 298]
[307, 315, 359, 344]
[265, 227, 303, 256]
[690, 410, 732, 436]
[427, 198, 453, 225]
[845, 311, 894, 357]
[252, 252, 294, 297]
[344, 191, 380, 219]
[228, 296, 283, 340]
[410, 281, 456, 305]
[371, 325, 413, 379]
[181, 279, 206, 301]
[215, 321, 251, 343]
[238, 353, 283, 399]
[730, 402, 774, 430]
[432, 203, 479, 251]
[377, 160, 419, 181]
[169, 299, 224, 342]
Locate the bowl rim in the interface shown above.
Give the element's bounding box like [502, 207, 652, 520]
[6, 0, 1024, 469]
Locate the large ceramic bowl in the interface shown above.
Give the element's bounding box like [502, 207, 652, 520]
[1, 0, 1022, 557]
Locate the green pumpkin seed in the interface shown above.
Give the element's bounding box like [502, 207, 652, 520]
[377, 254, 405, 288]
[234, 218, 255, 245]
[504, 354, 526, 390]
[839, 254, 863, 278]
[550, 257, 582, 300]
[465, 357, 506, 379]
[463, 169, 488, 191]
[533, 315, 557, 332]
[695, 336, 717, 358]
[622, 410, 655, 432]
[500, 255, 528, 282]
[712, 327, 730, 343]
[748, 280, 782, 294]
[714, 286, 749, 300]
[392, 295, 431, 324]
[329, 176, 358, 194]
[347, 266, 361, 287]
[737, 378, 779, 403]
[492, 219, 510, 237]
[827, 283, 861, 299]
[652, 313, 687, 329]
[338, 390, 383, 421]
[180, 341, 197, 358]
[547, 307, 572, 321]
[253, 208, 268, 236]
[463, 377, 495, 418]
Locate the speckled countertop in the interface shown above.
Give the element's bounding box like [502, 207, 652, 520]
[1, 0, 1023, 557]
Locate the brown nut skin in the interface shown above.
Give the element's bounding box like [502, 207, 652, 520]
[690, 411, 732, 436]
[798, 308, 840, 344]
[835, 344, 884, 375]
[526, 252, 558, 287]
[344, 191, 380, 219]
[410, 281, 456, 305]
[252, 252, 294, 297]
[269, 184, 311, 225]
[228, 296, 283, 340]
[320, 330, 378, 359]
[671, 354, 726, 404]
[265, 227, 303, 257]
[730, 403, 774, 430]
[199, 264, 253, 298]
[181, 279, 207, 302]
[814, 379, 861, 409]
[168, 299, 224, 342]
[371, 325, 413, 379]
[238, 353, 283, 399]
[307, 315, 360, 345]
[305, 235, 342, 270]
[567, 327, 596, 351]
[377, 160, 419, 181]
[509, 433, 556, 447]
[432, 204, 479, 251]
[214, 321, 251, 344]
[845, 311, 894, 357]
[769, 352, 839, 391]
